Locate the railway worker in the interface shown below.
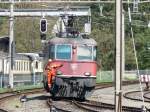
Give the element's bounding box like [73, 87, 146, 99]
[142, 75, 149, 90]
[145, 82, 149, 90]
[140, 75, 149, 90]
[45, 59, 63, 88]
[20, 94, 27, 102]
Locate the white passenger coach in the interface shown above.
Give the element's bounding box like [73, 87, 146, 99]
[0, 53, 43, 87]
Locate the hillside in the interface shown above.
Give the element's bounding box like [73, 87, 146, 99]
[0, 3, 149, 70]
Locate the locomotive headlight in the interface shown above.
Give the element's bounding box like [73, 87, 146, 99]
[84, 72, 91, 76]
[57, 70, 62, 75]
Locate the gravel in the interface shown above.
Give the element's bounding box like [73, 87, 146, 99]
[0, 92, 51, 112]
[1, 84, 146, 112]
[88, 84, 150, 108]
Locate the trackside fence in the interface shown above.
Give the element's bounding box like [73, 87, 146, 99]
[0, 73, 43, 88]
[1, 70, 150, 88]
[96, 70, 150, 83]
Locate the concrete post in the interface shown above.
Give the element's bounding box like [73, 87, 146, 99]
[115, 0, 122, 111]
[9, 0, 14, 88]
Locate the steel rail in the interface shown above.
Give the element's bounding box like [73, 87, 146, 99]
[0, 109, 8, 112]
[123, 90, 150, 103]
[143, 91, 150, 101]
[95, 80, 139, 90]
[73, 100, 143, 112]
[0, 88, 44, 101]
[0, 88, 45, 112]
[73, 100, 114, 112]
[47, 81, 141, 112]
[47, 99, 72, 112]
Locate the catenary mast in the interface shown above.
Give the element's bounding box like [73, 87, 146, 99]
[9, 0, 14, 88]
[115, 0, 123, 111]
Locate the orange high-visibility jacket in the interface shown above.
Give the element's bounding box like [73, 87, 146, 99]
[45, 62, 62, 88]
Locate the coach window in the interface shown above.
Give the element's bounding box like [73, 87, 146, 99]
[49, 45, 55, 59]
[35, 61, 38, 69]
[18, 61, 20, 71]
[17, 61, 19, 71]
[15, 61, 17, 70]
[77, 46, 92, 61]
[24, 62, 26, 71]
[26, 62, 28, 71]
[16, 61, 18, 70]
[56, 44, 71, 60]
[93, 46, 97, 61]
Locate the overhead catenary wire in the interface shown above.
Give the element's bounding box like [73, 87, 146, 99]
[92, 21, 149, 28]
[0, 0, 150, 4]
[127, 0, 146, 110]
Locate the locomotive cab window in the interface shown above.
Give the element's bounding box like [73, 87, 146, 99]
[56, 44, 71, 60]
[93, 46, 97, 61]
[77, 46, 93, 61]
[49, 45, 55, 59]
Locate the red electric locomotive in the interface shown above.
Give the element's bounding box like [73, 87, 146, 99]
[43, 15, 97, 99]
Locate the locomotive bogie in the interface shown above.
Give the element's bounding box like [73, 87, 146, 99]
[50, 76, 96, 99]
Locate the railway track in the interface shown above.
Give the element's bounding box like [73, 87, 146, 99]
[0, 81, 141, 112]
[123, 90, 150, 111]
[47, 98, 143, 112]
[47, 99, 72, 112]
[123, 90, 144, 102]
[0, 109, 8, 112]
[124, 90, 150, 103]
[74, 100, 143, 112]
[143, 91, 150, 101]
[123, 91, 150, 103]
[47, 81, 142, 112]
[0, 88, 44, 112]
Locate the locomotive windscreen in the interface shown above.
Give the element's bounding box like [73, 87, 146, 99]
[77, 46, 96, 61]
[49, 44, 72, 60]
[56, 44, 71, 60]
[77, 46, 92, 61]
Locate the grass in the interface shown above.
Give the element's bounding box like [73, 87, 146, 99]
[96, 71, 139, 83]
[0, 84, 43, 93]
[96, 71, 114, 83]
[0, 88, 11, 93]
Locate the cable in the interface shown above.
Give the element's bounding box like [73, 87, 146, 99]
[92, 21, 114, 25]
[127, 0, 146, 110]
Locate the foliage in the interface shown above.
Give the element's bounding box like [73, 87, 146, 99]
[91, 28, 115, 70]
[14, 18, 41, 52]
[0, 3, 149, 70]
[91, 4, 150, 70]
